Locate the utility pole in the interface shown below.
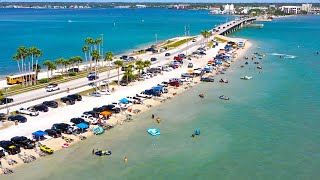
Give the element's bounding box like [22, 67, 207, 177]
[100, 33, 104, 60]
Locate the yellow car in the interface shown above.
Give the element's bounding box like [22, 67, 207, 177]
[40, 145, 54, 154]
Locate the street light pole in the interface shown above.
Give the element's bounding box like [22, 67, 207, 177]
[100, 33, 104, 60]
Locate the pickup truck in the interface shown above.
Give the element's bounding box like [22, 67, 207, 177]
[80, 114, 98, 125]
[136, 92, 152, 99]
[16, 108, 39, 116]
[126, 96, 142, 104]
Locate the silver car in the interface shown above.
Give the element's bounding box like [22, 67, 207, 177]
[89, 91, 101, 97]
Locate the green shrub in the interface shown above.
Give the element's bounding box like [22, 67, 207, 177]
[68, 72, 77, 76]
[39, 78, 49, 84]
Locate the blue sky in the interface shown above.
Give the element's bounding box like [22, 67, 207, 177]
[2, 0, 319, 3]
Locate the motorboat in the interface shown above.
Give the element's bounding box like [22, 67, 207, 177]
[219, 79, 228, 83]
[95, 150, 112, 156]
[199, 94, 204, 98]
[147, 128, 160, 136]
[245, 62, 248, 65]
[219, 95, 230, 100]
[240, 76, 253, 80]
[257, 66, 262, 69]
[254, 61, 260, 64]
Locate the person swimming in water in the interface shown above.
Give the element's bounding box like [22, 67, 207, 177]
[191, 134, 195, 138]
[124, 156, 128, 166]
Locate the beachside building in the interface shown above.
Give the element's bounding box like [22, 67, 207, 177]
[173, 4, 191, 10]
[136, 5, 147, 8]
[223, 4, 235, 14]
[208, 6, 223, 14]
[301, 4, 312, 12]
[281, 6, 301, 14]
[310, 7, 320, 14]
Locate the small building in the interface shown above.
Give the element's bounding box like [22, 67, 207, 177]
[281, 6, 301, 14]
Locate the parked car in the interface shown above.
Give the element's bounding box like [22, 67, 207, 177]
[165, 53, 171, 56]
[11, 136, 35, 149]
[93, 107, 104, 113]
[136, 91, 152, 99]
[0, 97, 13, 105]
[43, 101, 58, 108]
[98, 89, 111, 95]
[119, 81, 129, 86]
[181, 73, 194, 78]
[200, 77, 215, 82]
[52, 123, 73, 134]
[0, 113, 5, 120]
[89, 91, 101, 97]
[87, 72, 96, 78]
[100, 105, 120, 114]
[174, 56, 183, 61]
[40, 145, 54, 154]
[60, 97, 75, 105]
[33, 104, 49, 112]
[70, 117, 88, 125]
[158, 81, 169, 87]
[8, 115, 27, 123]
[83, 111, 100, 118]
[0, 140, 21, 155]
[0, 147, 5, 158]
[126, 96, 142, 104]
[68, 68, 79, 72]
[67, 94, 82, 101]
[80, 114, 98, 125]
[45, 129, 62, 138]
[180, 77, 189, 82]
[100, 80, 109, 86]
[46, 83, 60, 92]
[16, 107, 39, 116]
[188, 63, 193, 68]
[150, 57, 157, 61]
[199, 51, 206, 56]
[178, 54, 186, 58]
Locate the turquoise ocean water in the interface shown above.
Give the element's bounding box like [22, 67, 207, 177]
[1, 11, 320, 180]
[0, 8, 228, 75]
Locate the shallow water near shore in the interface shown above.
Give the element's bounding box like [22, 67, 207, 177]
[2, 16, 320, 179]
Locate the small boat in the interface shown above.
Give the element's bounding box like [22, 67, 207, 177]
[219, 79, 228, 83]
[219, 95, 230, 100]
[194, 130, 201, 135]
[240, 76, 253, 80]
[95, 150, 112, 156]
[199, 94, 204, 98]
[254, 61, 260, 64]
[245, 62, 248, 65]
[257, 66, 262, 69]
[62, 143, 70, 148]
[147, 128, 160, 136]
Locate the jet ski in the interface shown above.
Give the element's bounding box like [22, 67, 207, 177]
[95, 150, 112, 156]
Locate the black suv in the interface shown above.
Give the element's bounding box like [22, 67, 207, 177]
[70, 118, 89, 125]
[150, 57, 157, 61]
[8, 115, 27, 123]
[0, 140, 21, 155]
[33, 104, 49, 112]
[100, 105, 120, 114]
[11, 136, 35, 149]
[60, 97, 75, 105]
[45, 129, 62, 138]
[52, 123, 72, 134]
[68, 68, 79, 72]
[67, 94, 82, 101]
[0, 97, 13, 105]
[83, 111, 100, 118]
[43, 101, 58, 108]
[0, 113, 6, 120]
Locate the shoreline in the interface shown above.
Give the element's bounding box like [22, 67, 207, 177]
[0, 36, 253, 174]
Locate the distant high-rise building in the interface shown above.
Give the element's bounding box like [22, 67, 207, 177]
[223, 4, 234, 14]
[301, 4, 312, 12]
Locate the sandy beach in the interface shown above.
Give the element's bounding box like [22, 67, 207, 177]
[0, 36, 253, 174]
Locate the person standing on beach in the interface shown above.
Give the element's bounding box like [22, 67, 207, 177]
[152, 114, 155, 119]
[92, 149, 95, 154]
[124, 156, 128, 166]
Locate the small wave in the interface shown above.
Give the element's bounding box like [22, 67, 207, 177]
[68, 20, 73, 23]
[269, 53, 297, 59]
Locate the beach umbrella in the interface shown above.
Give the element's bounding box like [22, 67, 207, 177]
[187, 69, 194, 73]
[76, 122, 89, 134]
[32, 130, 47, 141]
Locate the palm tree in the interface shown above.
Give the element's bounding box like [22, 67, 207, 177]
[143, 60, 151, 72]
[54, 58, 62, 72]
[85, 37, 94, 69]
[125, 64, 134, 83]
[104, 51, 113, 81]
[201, 30, 212, 45]
[95, 38, 102, 56]
[34, 48, 43, 84]
[135, 60, 144, 74]
[43, 60, 56, 78]
[29, 47, 38, 85]
[75, 56, 83, 70]
[91, 50, 101, 77]
[16, 46, 28, 86]
[13, 53, 21, 77]
[113, 60, 124, 85]
[82, 45, 89, 67]
[61, 58, 70, 73]
[69, 57, 77, 69]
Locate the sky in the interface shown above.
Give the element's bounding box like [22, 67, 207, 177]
[1, 0, 319, 3]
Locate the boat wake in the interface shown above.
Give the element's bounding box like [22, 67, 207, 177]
[269, 53, 297, 59]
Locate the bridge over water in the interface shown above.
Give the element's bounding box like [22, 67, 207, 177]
[213, 17, 257, 36]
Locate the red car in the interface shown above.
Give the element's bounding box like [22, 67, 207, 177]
[174, 56, 183, 61]
[169, 81, 180, 87]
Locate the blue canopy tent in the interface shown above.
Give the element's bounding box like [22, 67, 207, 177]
[152, 86, 163, 92]
[216, 61, 223, 65]
[119, 98, 129, 104]
[76, 122, 89, 134]
[32, 130, 47, 141]
[203, 67, 212, 72]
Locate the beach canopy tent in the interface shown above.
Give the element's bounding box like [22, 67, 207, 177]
[216, 61, 223, 65]
[76, 122, 89, 129]
[152, 86, 163, 91]
[203, 67, 212, 71]
[32, 130, 47, 140]
[187, 69, 194, 73]
[100, 111, 112, 117]
[119, 98, 129, 104]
